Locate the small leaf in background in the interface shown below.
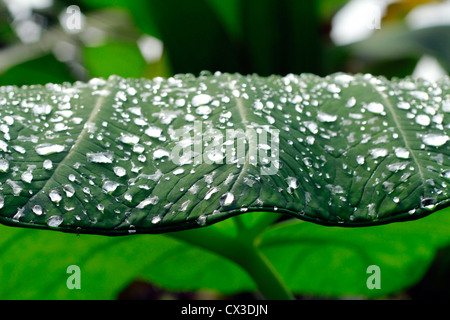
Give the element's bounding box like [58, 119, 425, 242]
[0, 54, 76, 86]
[83, 41, 146, 78]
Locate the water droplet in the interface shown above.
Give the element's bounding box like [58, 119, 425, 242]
[118, 133, 140, 145]
[421, 197, 436, 209]
[369, 148, 388, 159]
[153, 149, 170, 160]
[126, 87, 137, 96]
[326, 83, 341, 93]
[195, 105, 212, 115]
[366, 102, 384, 114]
[415, 114, 430, 126]
[220, 192, 235, 206]
[151, 215, 161, 224]
[304, 121, 318, 134]
[394, 147, 410, 159]
[196, 214, 207, 226]
[317, 111, 337, 123]
[7, 179, 22, 196]
[136, 195, 159, 209]
[43, 159, 53, 170]
[32, 204, 43, 215]
[306, 136, 315, 145]
[442, 99, 450, 112]
[382, 181, 395, 194]
[206, 150, 224, 162]
[356, 155, 365, 165]
[103, 180, 120, 193]
[179, 199, 190, 212]
[12, 145, 26, 154]
[49, 189, 62, 203]
[0, 140, 8, 152]
[21, 171, 33, 183]
[133, 144, 145, 154]
[204, 186, 219, 200]
[367, 203, 376, 217]
[387, 161, 409, 172]
[173, 168, 184, 175]
[124, 193, 132, 201]
[63, 184, 75, 197]
[35, 143, 66, 155]
[192, 94, 212, 106]
[397, 101, 410, 110]
[409, 91, 428, 100]
[32, 104, 53, 116]
[145, 126, 162, 138]
[47, 215, 63, 227]
[86, 151, 114, 163]
[113, 166, 127, 177]
[422, 134, 448, 147]
[0, 159, 9, 173]
[442, 170, 450, 179]
[346, 97, 356, 108]
[285, 177, 299, 189]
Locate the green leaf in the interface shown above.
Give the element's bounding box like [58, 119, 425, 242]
[260, 208, 450, 297]
[0, 72, 449, 235]
[0, 209, 449, 299]
[83, 41, 147, 78]
[147, 208, 450, 298]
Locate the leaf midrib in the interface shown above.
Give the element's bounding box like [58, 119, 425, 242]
[368, 79, 427, 195]
[28, 78, 116, 207]
[227, 76, 252, 197]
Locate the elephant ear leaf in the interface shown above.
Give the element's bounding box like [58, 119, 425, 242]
[0, 72, 449, 235]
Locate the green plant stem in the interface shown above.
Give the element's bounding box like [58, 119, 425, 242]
[168, 225, 294, 300]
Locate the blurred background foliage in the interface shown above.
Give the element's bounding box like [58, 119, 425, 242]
[0, 0, 449, 300]
[1, 0, 449, 87]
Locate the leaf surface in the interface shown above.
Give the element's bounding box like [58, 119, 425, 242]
[0, 72, 449, 235]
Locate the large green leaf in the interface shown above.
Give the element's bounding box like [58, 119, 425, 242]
[0, 72, 449, 235]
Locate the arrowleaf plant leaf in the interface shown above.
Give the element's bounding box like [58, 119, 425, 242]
[0, 72, 449, 235]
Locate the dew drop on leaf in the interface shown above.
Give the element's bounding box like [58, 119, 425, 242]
[86, 151, 114, 163]
[220, 192, 235, 206]
[151, 215, 161, 224]
[415, 114, 430, 126]
[0, 159, 9, 173]
[317, 111, 337, 123]
[47, 215, 63, 227]
[49, 190, 62, 203]
[366, 102, 384, 114]
[35, 143, 66, 155]
[113, 166, 127, 177]
[191, 94, 212, 106]
[43, 159, 53, 170]
[422, 134, 449, 147]
[394, 147, 410, 159]
[32, 204, 43, 215]
[21, 171, 33, 183]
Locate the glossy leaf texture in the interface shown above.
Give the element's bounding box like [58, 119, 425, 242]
[0, 72, 449, 235]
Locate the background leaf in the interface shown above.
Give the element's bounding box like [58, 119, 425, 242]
[1, 209, 448, 299]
